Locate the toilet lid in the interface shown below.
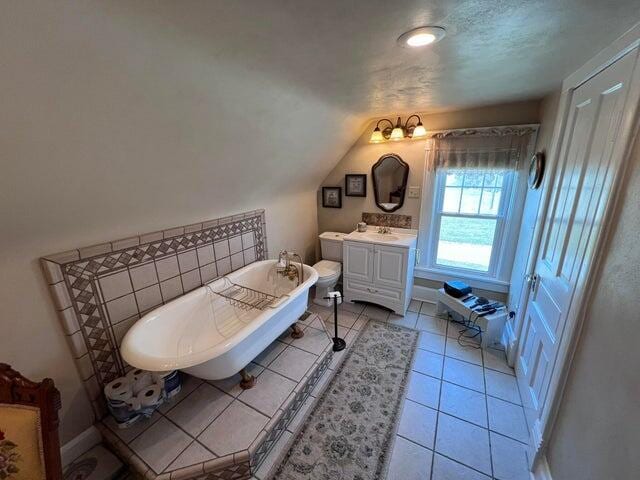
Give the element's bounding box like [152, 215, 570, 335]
[313, 260, 341, 278]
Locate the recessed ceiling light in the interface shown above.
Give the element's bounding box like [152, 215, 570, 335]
[398, 26, 446, 48]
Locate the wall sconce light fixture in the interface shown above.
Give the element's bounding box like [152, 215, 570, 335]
[369, 114, 427, 143]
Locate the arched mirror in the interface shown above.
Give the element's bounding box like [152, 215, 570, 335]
[371, 154, 409, 212]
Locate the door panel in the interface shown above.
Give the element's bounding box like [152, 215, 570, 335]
[343, 241, 374, 283]
[516, 49, 639, 452]
[373, 245, 406, 288]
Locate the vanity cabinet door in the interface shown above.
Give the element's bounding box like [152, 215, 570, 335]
[373, 245, 407, 289]
[343, 241, 374, 283]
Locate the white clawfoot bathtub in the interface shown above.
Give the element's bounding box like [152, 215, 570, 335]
[121, 260, 318, 380]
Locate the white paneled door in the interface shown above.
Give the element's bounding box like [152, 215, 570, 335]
[516, 48, 639, 458]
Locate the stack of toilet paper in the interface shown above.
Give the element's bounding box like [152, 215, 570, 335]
[104, 369, 182, 428]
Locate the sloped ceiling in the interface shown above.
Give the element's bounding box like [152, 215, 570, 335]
[2, 0, 638, 248]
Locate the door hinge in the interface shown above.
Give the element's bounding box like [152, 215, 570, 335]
[415, 248, 421, 265]
[526, 273, 539, 292]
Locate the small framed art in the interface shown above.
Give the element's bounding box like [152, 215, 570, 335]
[322, 187, 342, 208]
[345, 174, 367, 197]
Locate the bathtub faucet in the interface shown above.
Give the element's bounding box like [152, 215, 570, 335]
[277, 250, 304, 286]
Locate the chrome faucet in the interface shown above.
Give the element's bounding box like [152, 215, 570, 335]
[276, 250, 304, 285]
[377, 226, 391, 234]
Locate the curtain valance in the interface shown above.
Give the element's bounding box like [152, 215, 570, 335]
[427, 126, 537, 171]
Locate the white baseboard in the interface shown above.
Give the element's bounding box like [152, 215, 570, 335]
[532, 455, 553, 480]
[503, 320, 518, 367]
[411, 284, 437, 303]
[60, 425, 102, 466]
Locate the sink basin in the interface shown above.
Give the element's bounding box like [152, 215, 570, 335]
[363, 233, 400, 242]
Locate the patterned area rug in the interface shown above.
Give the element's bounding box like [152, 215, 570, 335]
[272, 320, 419, 479]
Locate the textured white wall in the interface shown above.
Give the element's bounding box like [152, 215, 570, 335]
[0, 1, 359, 442]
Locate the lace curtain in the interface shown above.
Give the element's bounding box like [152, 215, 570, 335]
[426, 126, 537, 171]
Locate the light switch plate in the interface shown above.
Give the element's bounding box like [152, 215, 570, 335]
[408, 186, 421, 198]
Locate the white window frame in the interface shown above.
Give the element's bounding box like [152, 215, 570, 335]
[416, 151, 528, 293]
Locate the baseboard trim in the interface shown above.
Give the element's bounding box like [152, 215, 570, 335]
[61, 425, 102, 466]
[532, 455, 553, 480]
[411, 284, 437, 303]
[503, 320, 517, 367]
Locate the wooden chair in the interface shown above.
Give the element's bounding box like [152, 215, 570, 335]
[0, 363, 62, 480]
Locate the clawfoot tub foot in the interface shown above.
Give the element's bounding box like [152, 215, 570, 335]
[290, 322, 304, 339]
[239, 368, 256, 390]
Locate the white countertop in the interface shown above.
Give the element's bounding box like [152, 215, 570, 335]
[344, 227, 418, 248]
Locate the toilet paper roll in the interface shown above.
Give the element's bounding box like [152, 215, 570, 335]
[135, 384, 164, 408]
[152, 370, 182, 398]
[126, 369, 153, 395]
[104, 377, 133, 402]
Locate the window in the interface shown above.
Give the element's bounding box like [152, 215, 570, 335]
[433, 169, 512, 273]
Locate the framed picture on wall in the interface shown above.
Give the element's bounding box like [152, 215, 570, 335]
[345, 174, 367, 197]
[322, 187, 342, 208]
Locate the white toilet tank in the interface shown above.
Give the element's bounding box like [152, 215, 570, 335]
[319, 232, 346, 261]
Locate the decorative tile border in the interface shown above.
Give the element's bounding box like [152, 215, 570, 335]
[362, 212, 412, 228]
[41, 210, 267, 418]
[97, 343, 334, 480]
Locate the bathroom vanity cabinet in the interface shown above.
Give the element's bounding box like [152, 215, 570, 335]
[342, 229, 417, 315]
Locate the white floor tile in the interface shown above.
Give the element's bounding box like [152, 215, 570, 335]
[487, 396, 529, 443]
[102, 412, 161, 444]
[208, 363, 264, 398]
[485, 369, 522, 405]
[439, 382, 487, 428]
[268, 345, 317, 382]
[198, 400, 269, 456]
[323, 321, 351, 339]
[158, 374, 203, 413]
[388, 311, 419, 329]
[490, 432, 530, 480]
[416, 314, 448, 335]
[442, 357, 485, 393]
[363, 304, 391, 322]
[418, 331, 446, 354]
[252, 341, 287, 367]
[352, 315, 369, 331]
[167, 441, 216, 471]
[329, 309, 359, 328]
[238, 369, 297, 417]
[483, 348, 515, 376]
[387, 435, 432, 480]
[432, 453, 491, 480]
[406, 371, 441, 409]
[290, 325, 331, 355]
[435, 413, 492, 475]
[408, 299, 422, 313]
[413, 349, 444, 378]
[130, 417, 192, 474]
[167, 383, 233, 437]
[398, 399, 438, 449]
[420, 302, 437, 316]
[307, 303, 333, 320]
[445, 337, 483, 366]
[340, 300, 365, 314]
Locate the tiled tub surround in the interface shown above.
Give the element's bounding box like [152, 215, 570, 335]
[40, 210, 267, 419]
[97, 314, 342, 480]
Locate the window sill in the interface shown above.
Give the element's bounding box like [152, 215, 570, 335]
[414, 266, 510, 293]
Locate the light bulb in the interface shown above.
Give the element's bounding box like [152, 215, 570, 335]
[390, 127, 404, 141]
[369, 127, 384, 143]
[412, 122, 427, 138]
[406, 33, 436, 47]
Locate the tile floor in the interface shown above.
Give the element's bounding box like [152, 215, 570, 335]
[105, 297, 530, 480]
[101, 314, 336, 478]
[252, 299, 531, 480]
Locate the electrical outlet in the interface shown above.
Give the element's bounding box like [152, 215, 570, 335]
[408, 186, 420, 198]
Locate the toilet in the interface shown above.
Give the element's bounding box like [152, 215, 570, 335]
[312, 232, 346, 307]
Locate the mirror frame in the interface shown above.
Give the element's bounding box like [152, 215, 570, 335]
[371, 153, 409, 213]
